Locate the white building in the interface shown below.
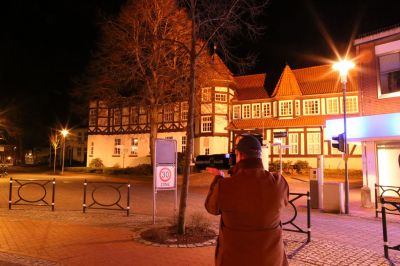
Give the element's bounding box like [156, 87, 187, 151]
[87, 55, 363, 169]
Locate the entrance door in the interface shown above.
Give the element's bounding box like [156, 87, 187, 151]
[377, 142, 400, 188]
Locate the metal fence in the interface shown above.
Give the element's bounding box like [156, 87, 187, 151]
[375, 184, 400, 217]
[380, 197, 400, 261]
[9, 177, 55, 211]
[282, 192, 311, 243]
[83, 179, 131, 216]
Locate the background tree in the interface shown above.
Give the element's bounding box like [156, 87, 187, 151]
[76, 0, 192, 165]
[176, 0, 268, 234]
[49, 131, 61, 173]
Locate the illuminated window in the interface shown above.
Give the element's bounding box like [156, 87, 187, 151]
[346, 96, 358, 113]
[252, 104, 261, 118]
[114, 139, 121, 155]
[326, 98, 339, 114]
[242, 104, 250, 119]
[262, 103, 271, 117]
[202, 87, 212, 102]
[215, 93, 227, 102]
[279, 101, 293, 116]
[201, 116, 212, 132]
[307, 133, 321, 154]
[303, 99, 320, 115]
[164, 105, 174, 122]
[181, 136, 187, 153]
[288, 133, 298, 154]
[181, 102, 188, 121]
[233, 105, 241, 119]
[89, 109, 97, 126]
[378, 52, 400, 97]
[131, 138, 138, 155]
[114, 109, 122, 126]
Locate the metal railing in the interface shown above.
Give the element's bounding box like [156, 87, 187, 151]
[381, 197, 400, 261]
[83, 179, 131, 216]
[375, 184, 400, 217]
[9, 177, 55, 211]
[282, 192, 311, 243]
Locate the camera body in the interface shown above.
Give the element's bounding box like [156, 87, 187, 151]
[195, 153, 236, 171]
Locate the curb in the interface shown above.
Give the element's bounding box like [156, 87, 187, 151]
[133, 228, 217, 248]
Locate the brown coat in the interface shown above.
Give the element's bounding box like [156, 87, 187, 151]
[205, 158, 289, 266]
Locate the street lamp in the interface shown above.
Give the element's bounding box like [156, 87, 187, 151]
[61, 129, 69, 175]
[333, 59, 355, 214]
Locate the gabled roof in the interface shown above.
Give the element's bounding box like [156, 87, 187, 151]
[292, 64, 358, 95]
[233, 74, 269, 100]
[271, 65, 302, 97]
[198, 52, 234, 87]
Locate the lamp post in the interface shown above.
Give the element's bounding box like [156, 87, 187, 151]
[333, 59, 354, 214]
[61, 129, 69, 175]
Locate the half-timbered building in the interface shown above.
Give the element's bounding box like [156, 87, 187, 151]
[87, 59, 362, 169]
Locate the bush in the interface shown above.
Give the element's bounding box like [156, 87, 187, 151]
[293, 160, 309, 174]
[89, 158, 104, 168]
[282, 160, 293, 174]
[128, 164, 153, 176]
[268, 161, 280, 172]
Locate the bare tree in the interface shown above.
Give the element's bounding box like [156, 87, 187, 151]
[176, 0, 267, 234]
[78, 0, 192, 165]
[49, 131, 61, 173]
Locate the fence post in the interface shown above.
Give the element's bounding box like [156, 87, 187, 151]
[52, 178, 56, 211]
[83, 179, 87, 213]
[127, 184, 131, 216]
[381, 198, 389, 259]
[307, 191, 311, 243]
[375, 184, 379, 218]
[8, 177, 13, 210]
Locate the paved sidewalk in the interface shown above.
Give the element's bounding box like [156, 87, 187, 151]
[0, 170, 398, 265]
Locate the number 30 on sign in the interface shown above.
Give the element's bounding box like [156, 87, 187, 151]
[156, 166, 176, 189]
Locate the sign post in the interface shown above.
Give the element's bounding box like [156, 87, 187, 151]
[153, 139, 177, 224]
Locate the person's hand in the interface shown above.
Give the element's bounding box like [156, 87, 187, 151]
[206, 167, 224, 177]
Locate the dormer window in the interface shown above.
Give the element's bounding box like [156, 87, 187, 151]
[303, 99, 320, 115]
[279, 100, 292, 116]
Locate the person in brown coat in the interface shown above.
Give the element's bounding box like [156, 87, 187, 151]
[205, 135, 289, 266]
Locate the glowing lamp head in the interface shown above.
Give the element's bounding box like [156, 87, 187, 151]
[333, 59, 354, 82]
[61, 129, 69, 137]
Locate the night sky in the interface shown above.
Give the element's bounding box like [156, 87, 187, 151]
[0, 0, 399, 148]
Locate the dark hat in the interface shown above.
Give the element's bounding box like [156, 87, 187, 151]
[236, 135, 261, 154]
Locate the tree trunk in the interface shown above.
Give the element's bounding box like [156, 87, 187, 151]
[53, 147, 57, 173]
[178, 4, 196, 235]
[149, 105, 158, 167]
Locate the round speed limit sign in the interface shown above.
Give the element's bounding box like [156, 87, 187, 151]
[159, 168, 171, 182]
[156, 166, 176, 189]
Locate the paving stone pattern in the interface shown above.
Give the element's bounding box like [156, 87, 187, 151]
[0, 172, 399, 265]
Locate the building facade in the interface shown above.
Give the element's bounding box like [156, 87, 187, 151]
[87, 59, 362, 169]
[326, 25, 400, 200]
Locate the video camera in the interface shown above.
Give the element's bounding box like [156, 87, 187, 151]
[195, 153, 236, 171]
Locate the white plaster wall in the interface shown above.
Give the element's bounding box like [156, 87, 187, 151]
[214, 115, 228, 133]
[87, 132, 187, 168]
